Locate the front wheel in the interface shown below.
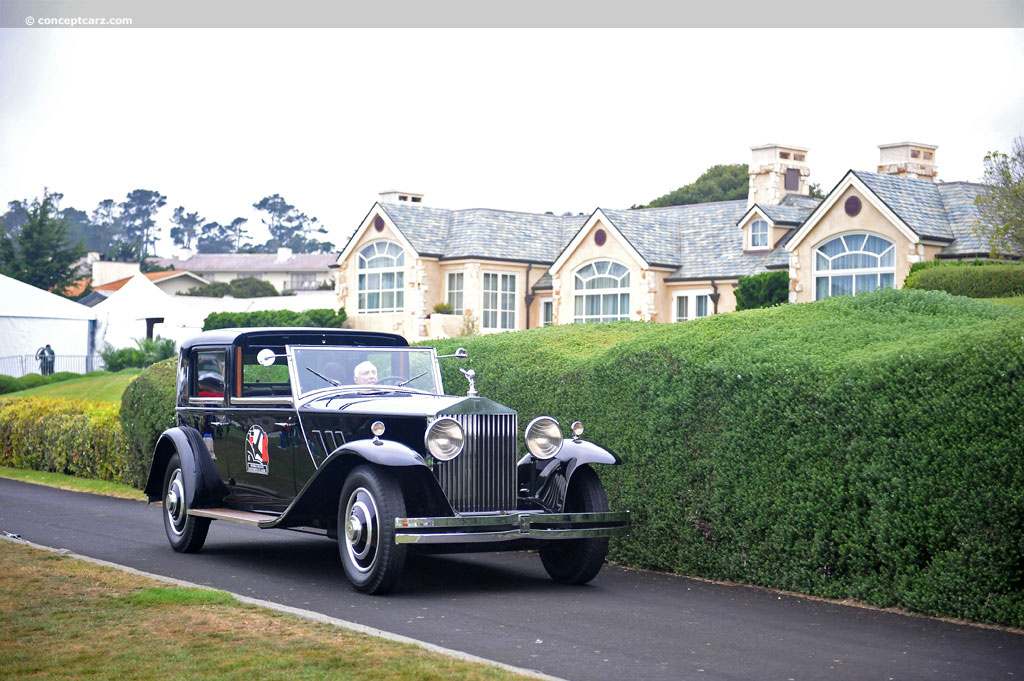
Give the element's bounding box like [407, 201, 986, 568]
[338, 465, 407, 594]
[539, 466, 610, 585]
[162, 453, 210, 553]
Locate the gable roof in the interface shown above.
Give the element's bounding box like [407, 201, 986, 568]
[93, 270, 208, 292]
[933, 182, 994, 256]
[852, 170, 954, 242]
[369, 202, 588, 263]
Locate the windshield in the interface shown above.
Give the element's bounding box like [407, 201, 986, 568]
[290, 346, 441, 397]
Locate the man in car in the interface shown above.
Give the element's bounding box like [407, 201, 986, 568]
[353, 360, 378, 385]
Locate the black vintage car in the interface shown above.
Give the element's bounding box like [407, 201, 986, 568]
[144, 328, 629, 594]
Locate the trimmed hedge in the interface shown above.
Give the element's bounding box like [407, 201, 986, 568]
[120, 358, 178, 477]
[0, 371, 89, 395]
[904, 260, 1024, 297]
[0, 397, 138, 486]
[734, 270, 789, 310]
[425, 289, 1024, 627]
[203, 308, 348, 331]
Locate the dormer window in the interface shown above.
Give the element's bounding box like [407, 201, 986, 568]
[750, 219, 769, 249]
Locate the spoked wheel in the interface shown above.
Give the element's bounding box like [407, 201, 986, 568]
[539, 465, 610, 585]
[338, 465, 407, 594]
[162, 453, 210, 553]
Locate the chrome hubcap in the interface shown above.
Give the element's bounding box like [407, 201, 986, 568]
[343, 487, 378, 574]
[165, 469, 186, 536]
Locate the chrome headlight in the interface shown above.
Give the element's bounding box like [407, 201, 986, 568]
[425, 417, 464, 461]
[525, 416, 562, 459]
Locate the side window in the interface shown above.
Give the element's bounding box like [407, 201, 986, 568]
[241, 349, 292, 397]
[192, 350, 226, 399]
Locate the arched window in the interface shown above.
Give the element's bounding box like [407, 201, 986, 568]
[573, 260, 630, 323]
[357, 241, 404, 313]
[813, 233, 895, 300]
[750, 219, 769, 248]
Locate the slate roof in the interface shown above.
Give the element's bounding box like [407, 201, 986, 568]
[852, 171, 954, 241]
[934, 182, 991, 256]
[375, 202, 586, 263]
[151, 253, 336, 273]
[759, 202, 819, 225]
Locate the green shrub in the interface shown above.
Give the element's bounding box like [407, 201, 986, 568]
[0, 396, 136, 486]
[183, 277, 280, 298]
[734, 271, 789, 310]
[202, 308, 347, 331]
[0, 376, 22, 395]
[0, 371, 89, 395]
[120, 358, 178, 477]
[433, 302, 454, 315]
[423, 289, 1024, 627]
[904, 260, 1024, 297]
[16, 374, 47, 390]
[101, 337, 176, 372]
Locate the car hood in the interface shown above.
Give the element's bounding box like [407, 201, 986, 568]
[299, 393, 516, 418]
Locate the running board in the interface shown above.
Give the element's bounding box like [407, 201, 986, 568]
[188, 508, 279, 528]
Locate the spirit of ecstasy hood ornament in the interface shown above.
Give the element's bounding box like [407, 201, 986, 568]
[459, 367, 478, 397]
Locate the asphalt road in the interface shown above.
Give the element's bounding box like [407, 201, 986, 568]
[1, 477, 1022, 681]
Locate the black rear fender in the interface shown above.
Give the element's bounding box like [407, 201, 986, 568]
[143, 427, 226, 506]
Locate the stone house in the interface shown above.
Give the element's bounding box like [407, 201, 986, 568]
[335, 144, 1014, 339]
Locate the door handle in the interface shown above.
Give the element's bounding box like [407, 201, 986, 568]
[274, 420, 295, 428]
[210, 420, 230, 427]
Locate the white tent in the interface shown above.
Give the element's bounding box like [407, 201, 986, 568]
[92, 272, 201, 349]
[0, 273, 97, 375]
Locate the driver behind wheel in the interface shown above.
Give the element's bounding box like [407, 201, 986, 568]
[353, 360, 378, 385]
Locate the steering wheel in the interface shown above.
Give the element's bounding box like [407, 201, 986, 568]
[375, 376, 407, 385]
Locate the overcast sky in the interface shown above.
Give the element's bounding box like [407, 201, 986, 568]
[1, 28, 1022, 256]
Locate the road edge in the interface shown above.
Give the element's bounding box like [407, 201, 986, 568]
[1, 534, 567, 681]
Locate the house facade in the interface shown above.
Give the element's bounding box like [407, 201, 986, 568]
[153, 247, 336, 293]
[335, 143, 1015, 339]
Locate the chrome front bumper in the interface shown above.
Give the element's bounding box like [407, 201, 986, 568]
[394, 510, 630, 544]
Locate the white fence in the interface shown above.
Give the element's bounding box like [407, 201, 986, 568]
[0, 354, 105, 378]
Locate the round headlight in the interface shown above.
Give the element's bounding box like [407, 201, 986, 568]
[425, 417, 464, 461]
[571, 420, 584, 437]
[525, 416, 562, 459]
[371, 420, 386, 437]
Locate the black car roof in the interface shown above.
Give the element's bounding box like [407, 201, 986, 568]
[180, 328, 409, 351]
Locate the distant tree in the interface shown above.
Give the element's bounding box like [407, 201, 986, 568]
[808, 182, 826, 199]
[116, 189, 167, 260]
[196, 221, 233, 253]
[60, 206, 103, 254]
[91, 198, 130, 261]
[0, 200, 30, 235]
[253, 194, 334, 253]
[734, 271, 790, 311]
[182, 277, 279, 298]
[0, 191, 86, 296]
[227, 217, 250, 252]
[974, 136, 1024, 256]
[635, 164, 749, 209]
[169, 206, 204, 249]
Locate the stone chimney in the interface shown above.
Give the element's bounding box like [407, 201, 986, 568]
[378, 190, 424, 205]
[877, 142, 938, 181]
[748, 144, 810, 207]
[276, 247, 293, 263]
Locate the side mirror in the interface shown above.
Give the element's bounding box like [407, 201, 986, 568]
[438, 347, 468, 359]
[256, 348, 280, 367]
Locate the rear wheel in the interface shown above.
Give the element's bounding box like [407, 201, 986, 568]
[162, 453, 210, 553]
[338, 465, 407, 594]
[539, 466, 610, 585]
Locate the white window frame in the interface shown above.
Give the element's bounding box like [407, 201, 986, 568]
[812, 232, 896, 301]
[750, 219, 770, 250]
[482, 271, 517, 331]
[357, 240, 405, 314]
[573, 260, 631, 323]
[672, 289, 714, 322]
[445, 271, 465, 315]
[539, 296, 554, 326]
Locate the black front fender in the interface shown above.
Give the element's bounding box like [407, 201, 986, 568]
[518, 438, 620, 513]
[143, 426, 227, 507]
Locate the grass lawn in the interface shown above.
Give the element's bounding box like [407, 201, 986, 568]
[0, 540, 530, 681]
[5, 368, 139, 403]
[0, 466, 146, 500]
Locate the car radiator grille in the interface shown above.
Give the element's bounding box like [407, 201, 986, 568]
[434, 413, 518, 513]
